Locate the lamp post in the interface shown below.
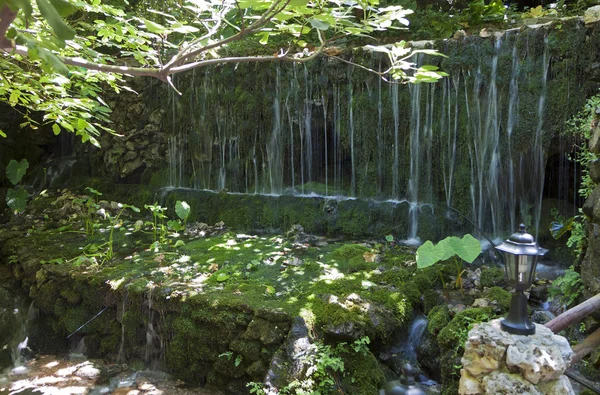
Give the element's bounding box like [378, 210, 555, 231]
[495, 224, 547, 335]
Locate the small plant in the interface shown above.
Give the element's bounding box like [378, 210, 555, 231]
[105, 203, 140, 260]
[416, 234, 481, 269]
[247, 336, 370, 394]
[168, 200, 191, 232]
[145, 203, 168, 243]
[82, 187, 102, 235]
[5, 159, 29, 213]
[549, 266, 583, 307]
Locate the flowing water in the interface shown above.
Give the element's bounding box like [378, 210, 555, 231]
[158, 27, 577, 241]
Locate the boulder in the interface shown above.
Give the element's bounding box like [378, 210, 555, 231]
[584, 5, 600, 24]
[460, 319, 574, 394]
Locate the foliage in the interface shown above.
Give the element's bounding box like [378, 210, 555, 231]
[247, 336, 371, 395]
[565, 93, 600, 199]
[0, 0, 447, 145]
[549, 265, 583, 307]
[4, 158, 29, 213]
[555, 93, 600, 258]
[145, 203, 168, 244]
[416, 234, 481, 269]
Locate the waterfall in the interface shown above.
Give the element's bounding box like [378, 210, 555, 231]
[533, 37, 551, 238]
[159, 26, 580, 241]
[392, 83, 400, 199]
[407, 79, 422, 240]
[268, 66, 283, 194]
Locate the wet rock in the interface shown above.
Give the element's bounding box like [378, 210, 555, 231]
[531, 310, 555, 325]
[529, 285, 548, 303]
[264, 317, 315, 390]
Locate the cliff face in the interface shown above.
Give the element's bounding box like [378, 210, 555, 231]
[582, 109, 600, 297]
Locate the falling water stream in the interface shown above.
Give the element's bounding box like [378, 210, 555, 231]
[160, 27, 575, 242]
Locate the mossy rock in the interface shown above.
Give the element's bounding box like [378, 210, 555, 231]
[427, 305, 451, 336]
[341, 349, 386, 394]
[243, 317, 289, 345]
[480, 266, 506, 289]
[331, 244, 370, 259]
[423, 289, 442, 314]
[483, 286, 512, 313]
[437, 307, 494, 350]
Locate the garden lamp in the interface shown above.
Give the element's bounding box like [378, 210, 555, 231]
[495, 224, 547, 335]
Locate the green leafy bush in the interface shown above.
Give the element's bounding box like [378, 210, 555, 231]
[549, 266, 583, 307]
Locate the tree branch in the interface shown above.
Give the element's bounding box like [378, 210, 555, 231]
[0, 5, 17, 49]
[164, 0, 291, 71]
[1, 44, 167, 80]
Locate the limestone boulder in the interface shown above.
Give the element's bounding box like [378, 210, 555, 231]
[481, 371, 543, 395]
[505, 325, 572, 384]
[584, 5, 600, 24]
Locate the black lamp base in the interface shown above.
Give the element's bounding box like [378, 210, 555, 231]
[501, 290, 536, 336]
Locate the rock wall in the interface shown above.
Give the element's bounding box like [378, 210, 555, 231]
[581, 108, 600, 297]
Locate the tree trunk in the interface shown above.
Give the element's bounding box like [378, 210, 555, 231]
[545, 293, 600, 334]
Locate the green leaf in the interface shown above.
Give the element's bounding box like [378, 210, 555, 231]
[416, 240, 443, 269]
[143, 18, 169, 34]
[172, 23, 199, 34]
[449, 234, 481, 263]
[175, 200, 191, 221]
[6, 158, 29, 185]
[48, 0, 77, 17]
[0, 130, 6, 138]
[385, 235, 394, 242]
[265, 285, 276, 294]
[436, 238, 454, 261]
[52, 123, 61, 135]
[550, 217, 575, 239]
[6, 187, 28, 213]
[216, 273, 230, 282]
[174, 240, 185, 248]
[309, 18, 330, 30]
[36, 0, 75, 40]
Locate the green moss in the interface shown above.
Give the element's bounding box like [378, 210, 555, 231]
[427, 305, 451, 336]
[480, 267, 506, 289]
[331, 244, 370, 259]
[371, 267, 411, 286]
[437, 307, 494, 350]
[423, 289, 442, 314]
[122, 309, 143, 344]
[59, 287, 81, 305]
[483, 286, 511, 313]
[341, 349, 386, 394]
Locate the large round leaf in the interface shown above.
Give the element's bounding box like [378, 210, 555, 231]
[416, 240, 444, 269]
[6, 159, 29, 185]
[175, 200, 190, 221]
[6, 187, 28, 213]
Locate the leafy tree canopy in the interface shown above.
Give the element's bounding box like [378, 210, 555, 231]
[0, 0, 446, 146]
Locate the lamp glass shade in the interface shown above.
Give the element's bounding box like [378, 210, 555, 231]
[502, 252, 538, 290]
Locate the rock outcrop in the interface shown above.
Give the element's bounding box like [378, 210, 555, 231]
[581, 107, 600, 298]
[459, 319, 574, 395]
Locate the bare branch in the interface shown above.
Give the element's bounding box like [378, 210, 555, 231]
[165, 0, 291, 70]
